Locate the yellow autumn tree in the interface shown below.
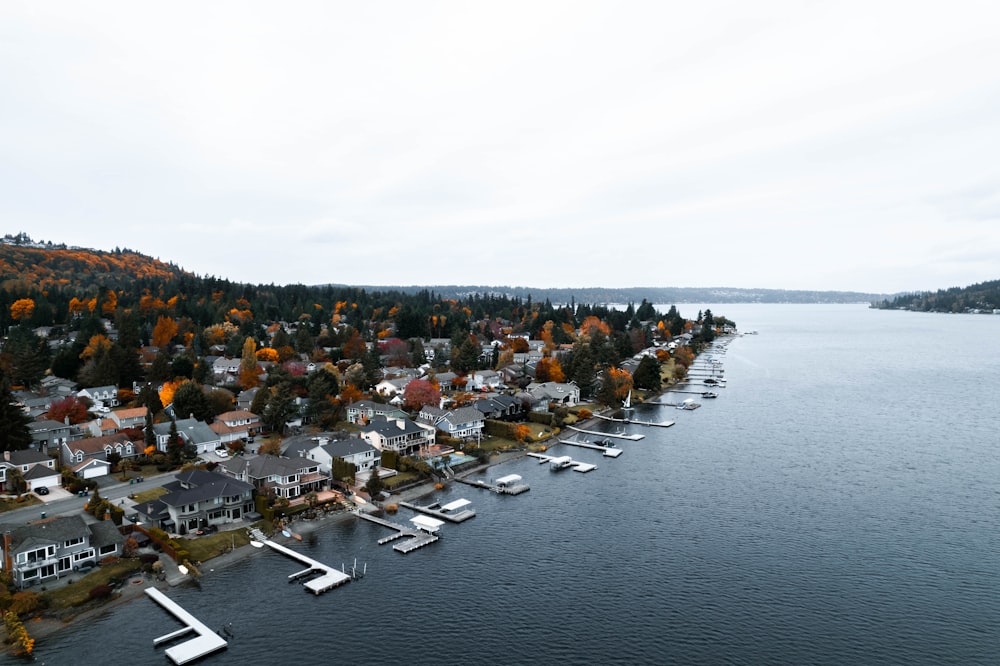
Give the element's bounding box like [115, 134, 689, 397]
[255, 347, 280, 363]
[158, 378, 184, 408]
[239, 338, 259, 388]
[100, 289, 118, 316]
[151, 315, 179, 348]
[9, 298, 35, 321]
[80, 334, 112, 361]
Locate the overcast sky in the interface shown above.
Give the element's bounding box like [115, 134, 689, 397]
[2, 2, 999, 294]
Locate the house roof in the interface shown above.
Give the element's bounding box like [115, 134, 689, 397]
[64, 432, 134, 455]
[88, 520, 125, 549]
[28, 420, 71, 434]
[360, 415, 428, 438]
[216, 410, 259, 423]
[159, 470, 253, 507]
[1, 515, 89, 553]
[23, 465, 58, 481]
[219, 454, 317, 480]
[113, 406, 147, 421]
[6, 449, 51, 466]
[321, 438, 377, 458]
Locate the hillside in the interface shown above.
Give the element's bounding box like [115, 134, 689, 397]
[873, 279, 1000, 313]
[0, 236, 190, 293]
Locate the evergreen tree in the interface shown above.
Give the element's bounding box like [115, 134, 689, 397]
[172, 381, 213, 422]
[249, 386, 270, 416]
[3, 326, 49, 389]
[633, 356, 662, 392]
[0, 380, 33, 453]
[262, 382, 296, 434]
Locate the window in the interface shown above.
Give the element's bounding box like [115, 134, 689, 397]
[98, 544, 116, 555]
[64, 537, 84, 548]
[73, 549, 95, 561]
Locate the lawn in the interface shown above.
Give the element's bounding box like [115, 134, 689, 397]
[0, 495, 41, 513]
[177, 529, 252, 563]
[40, 559, 144, 611]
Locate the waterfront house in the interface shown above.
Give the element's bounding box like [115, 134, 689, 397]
[358, 415, 436, 456]
[217, 454, 329, 500]
[143, 470, 256, 535]
[283, 434, 381, 475]
[526, 381, 580, 406]
[345, 400, 406, 425]
[0, 515, 124, 588]
[417, 406, 485, 441]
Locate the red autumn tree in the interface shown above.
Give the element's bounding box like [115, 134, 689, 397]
[47, 396, 90, 424]
[402, 379, 441, 411]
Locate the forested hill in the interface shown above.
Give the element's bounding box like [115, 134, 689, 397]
[0, 239, 191, 292]
[344, 284, 885, 305]
[874, 279, 1000, 313]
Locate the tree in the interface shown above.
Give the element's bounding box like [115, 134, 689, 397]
[249, 386, 270, 416]
[240, 337, 260, 388]
[172, 381, 213, 422]
[364, 470, 385, 499]
[402, 378, 441, 411]
[47, 396, 90, 425]
[3, 326, 49, 389]
[9, 298, 35, 321]
[451, 335, 481, 375]
[632, 356, 662, 392]
[0, 381, 32, 453]
[597, 367, 634, 407]
[151, 315, 179, 348]
[342, 330, 367, 360]
[535, 356, 565, 383]
[262, 382, 296, 434]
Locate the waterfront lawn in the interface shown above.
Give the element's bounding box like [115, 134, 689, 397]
[179, 529, 251, 562]
[41, 559, 144, 610]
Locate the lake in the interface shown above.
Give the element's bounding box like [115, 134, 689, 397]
[22, 304, 1000, 665]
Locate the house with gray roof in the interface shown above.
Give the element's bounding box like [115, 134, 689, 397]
[62, 432, 139, 479]
[152, 418, 221, 455]
[526, 381, 580, 406]
[358, 415, 435, 456]
[217, 454, 329, 500]
[136, 470, 255, 535]
[0, 515, 124, 587]
[27, 419, 74, 453]
[345, 400, 406, 425]
[283, 433, 380, 475]
[2, 449, 60, 493]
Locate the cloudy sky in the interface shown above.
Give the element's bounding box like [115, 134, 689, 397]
[2, 1, 999, 294]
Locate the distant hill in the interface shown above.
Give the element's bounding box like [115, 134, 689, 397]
[874, 279, 1000, 313]
[0, 236, 190, 292]
[342, 284, 887, 305]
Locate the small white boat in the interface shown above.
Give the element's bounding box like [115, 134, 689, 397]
[549, 455, 573, 471]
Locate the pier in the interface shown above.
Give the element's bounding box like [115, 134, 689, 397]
[527, 452, 598, 472]
[566, 425, 644, 441]
[146, 587, 228, 665]
[594, 414, 675, 428]
[557, 438, 623, 457]
[249, 528, 352, 594]
[454, 474, 530, 495]
[356, 511, 440, 553]
[399, 498, 476, 523]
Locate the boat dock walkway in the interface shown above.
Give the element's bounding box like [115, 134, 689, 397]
[527, 452, 598, 472]
[453, 474, 530, 495]
[558, 438, 623, 457]
[356, 511, 440, 553]
[399, 498, 476, 523]
[249, 528, 352, 594]
[566, 425, 644, 441]
[146, 587, 228, 665]
[594, 414, 675, 428]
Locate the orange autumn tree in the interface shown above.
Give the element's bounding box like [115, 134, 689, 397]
[9, 298, 35, 321]
[256, 347, 280, 363]
[158, 378, 184, 408]
[599, 367, 633, 406]
[151, 315, 179, 348]
[239, 338, 259, 388]
[580, 316, 611, 341]
[80, 334, 112, 361]
[535, 356, 566, 383]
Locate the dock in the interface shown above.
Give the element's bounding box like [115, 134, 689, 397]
[146, 587, 228, 665]
[249, 528, 352, 594]
[356, 511, 440, 553]
[594, 414, 675, 428]
[454, 474, 530, 495]
[566, 425, 644, 441]
[557, 438, 623, 458]
[399, 498, 476, 523]
[527, 452, 598, 472]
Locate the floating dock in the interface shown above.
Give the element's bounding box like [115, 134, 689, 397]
[557, 438, 623, 458]
[249, 528, 352, 594]
[527, 452, 598, 472]
[454, 474, 530, 495]
[566, 425, 644, 441]
[356, 511, 440, 553]
[594, 414, 675, 428]
[146, 587, 228, 665]
[399, 498, 476, 523]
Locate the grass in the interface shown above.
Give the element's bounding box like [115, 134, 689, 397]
[129, 487, 167, 504]
[0, 495, 41, 514]
[39, 559, 144, 611]
[177, 529, 252, 563]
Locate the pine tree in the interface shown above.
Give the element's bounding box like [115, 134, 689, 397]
[0, 380, 32, 453]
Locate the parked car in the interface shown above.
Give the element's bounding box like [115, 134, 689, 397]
[215, 447, 229, 458]
[36, 486, 49, 496]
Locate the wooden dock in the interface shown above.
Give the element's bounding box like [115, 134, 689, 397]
[527, 452, 598, 472]
[399, 498, 476, 523]
[146, 587, 228, 665]
[249, 528, 352, 594]
[566, 425, 644, 441]
[594, 414, 675, 428]
[356, 511, 440, 553]
[453, 474, 530, 495]
[557, 438, 623, 458]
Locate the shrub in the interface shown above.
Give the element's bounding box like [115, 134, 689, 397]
[88, 585, 113, 601]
